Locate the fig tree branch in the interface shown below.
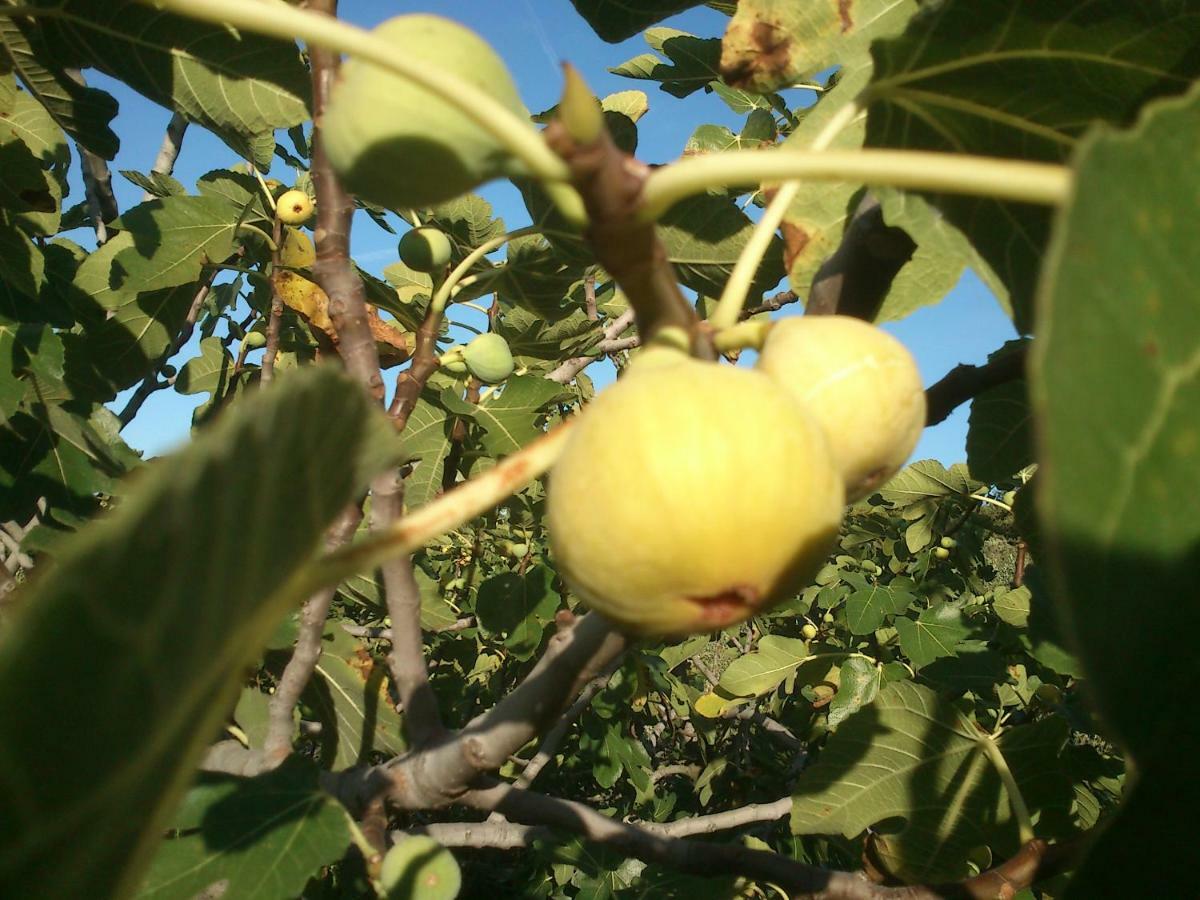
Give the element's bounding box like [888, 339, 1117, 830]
[262, 504, 364, 766]
[383, 612, 627, 809]
[638, 150, 1071, 222]
[805, 194, 916, 320]
[142, 111, 188, 201]
[546, 308, 637, 384]
[924, 345, 1027, 426]
[542, 119, 706, 351]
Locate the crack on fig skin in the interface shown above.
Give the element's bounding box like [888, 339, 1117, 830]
[838, 0, 855, 34]
[686, 585, 760, 629]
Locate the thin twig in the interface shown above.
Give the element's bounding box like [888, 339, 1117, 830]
[262, 505, 364, 766]
[545, 308, 637, 384]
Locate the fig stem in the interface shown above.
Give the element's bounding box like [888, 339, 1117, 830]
[144, 0, 571, 186]
[431, 225, 541, 315]
[979, 732, 1036, 845]
[638, 149, 1071, 223]
[290, 419, 574, 598]
[236, 222, 277, 251]
[707, 101, 862, 331]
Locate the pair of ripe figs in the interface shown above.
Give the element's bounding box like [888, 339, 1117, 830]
[318, 14, 925, 639]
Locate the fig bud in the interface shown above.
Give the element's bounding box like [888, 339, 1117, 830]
[323, 14, 533, 209]
[756, 316, 925, 502]
[276, 189, 314, 225]
[399, 226, 452, 273]
[463, 333, 514, 384]
[279, 227, 315, 268]
[547, 355, 844, 638]
[379, 836, 461, 900]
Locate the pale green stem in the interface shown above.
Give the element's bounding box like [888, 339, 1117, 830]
[142, 0, 570, 186]
[708, 101, 862, 330]
[711, 319, 771, 354]
[235, 222, 277, 251]
[973, 491, 1013, 512]
[287, 420, 574, 597]
[639, 150, 1071, 223]
[431, 226, 539, 314]
[979, 733, 1036, 845]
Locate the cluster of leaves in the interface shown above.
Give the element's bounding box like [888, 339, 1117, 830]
[1, 1, 1199, 899]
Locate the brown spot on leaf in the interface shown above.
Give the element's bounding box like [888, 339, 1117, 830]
[781, 222, 812, 271]
[720, 20, 796, 90]
[838, 0, 855, 33]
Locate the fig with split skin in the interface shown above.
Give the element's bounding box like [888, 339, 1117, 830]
[276, 189, 314, 225]
[322, 14, 534, 209]
[399, 226, 452, 273]
[547, 351, 844, 638]
[756, 316, 925, 503]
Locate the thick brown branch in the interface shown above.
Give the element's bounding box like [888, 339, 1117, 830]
[543, 121, 704, 351]
[924, 344, 1027, 427]
[388, 303, 442, 427]
[806, 194, 916, 320]
[384, 613, 627, 809]
[307, 0, 385, 398]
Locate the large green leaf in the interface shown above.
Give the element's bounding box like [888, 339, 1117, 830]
[718, 635, 809, 697]
[113, 196, 242, 295]
[396, 393, 454, 510]
[474, 564, 560, 661]
[441, 375, 565, 457]
[966, 345, 1033, 484]
[1030, 80, 1200, 898]
[845, 582, 914, 635]
[136, 758, 352, 900]
[571, 1, 708, 44]
[0, 15, 119, 159]
[791, 682, 1072, 882]
[864, 0, 1200, 332]
[0, 366, 382, 900]
[609, 28, 722, 99]
[13, 0, 311, 167]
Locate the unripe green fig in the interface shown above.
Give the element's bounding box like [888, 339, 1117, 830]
[463, 333, 514, 384]
[399, 227, 452, 273]
[279, 227, 315, 268]
[756, 316, 925, 502]
[379, 836, 461, 900]
[933, 546, 951, 560]
[940, 536, 957, 549]
[801, 623, 819, 640]
[243, 331, 267, 350]
[322, 15, 533, 209]
[823, 611, 836, 624]
[276, 189, 314, 225]
[547, 355, 844, 637]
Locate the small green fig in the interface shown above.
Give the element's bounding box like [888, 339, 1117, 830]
[823, 611, 836, 624]
[933, 546, 951, 560]
[756, 316, 925, 502]
[323, 14, 533, 209]
[801, 623, 819, 641]
[379, 836, 461, 900]
[276, 189, 314, 225]
[279, 227, 315, 268]
[243, 331, 267, 350]
[399, 227, 452, 273]
[547, 354, 844, 637]
[463, 333, 514, 384]
[940, 536, 957, 549]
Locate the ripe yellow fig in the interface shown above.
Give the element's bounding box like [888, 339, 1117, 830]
[463, 333, 514, 383]
[279, 227, 315, 268]
[801, 622, 819, 641]
[756, 316, 925, 502]
[933, 546, 951, 560]
[940, 536, 957, 549]
[379, 836, 460, 900]
[276, 189, 314, 225]
[547, 354, 845, 638]
[399, 226, 452, 273]
[322, 14, 533, 209]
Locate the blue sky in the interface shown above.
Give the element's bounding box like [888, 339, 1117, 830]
[72, 1, 1014, 461]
